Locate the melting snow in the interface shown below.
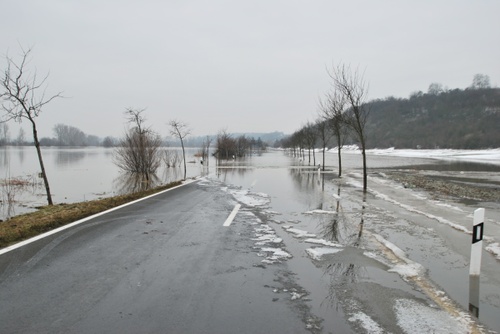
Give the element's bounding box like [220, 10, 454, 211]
[486, 242, 500, 260]
[304, 238, 342, 247]
[282, 226, 316, 238]
[306, 247, 343, 260]
[348, 312, 384, 334]
[394, 299, 469, 333]
[305, 209, 337, 215]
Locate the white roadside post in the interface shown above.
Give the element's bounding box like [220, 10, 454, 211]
[470, 208, 485, 276]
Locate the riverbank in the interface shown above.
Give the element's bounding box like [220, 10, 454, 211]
[0, 180, 182, 249]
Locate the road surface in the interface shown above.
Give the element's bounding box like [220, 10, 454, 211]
[0, 179, 323, 333]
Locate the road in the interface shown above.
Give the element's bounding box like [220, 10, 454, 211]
[0, 179, 320, 333]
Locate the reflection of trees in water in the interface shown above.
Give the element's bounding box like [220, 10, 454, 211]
[113, 173, 161, 195]
[216, 167, 251, 182]
[318, 185, 365, 246]
[54, 150, 86, 166]
[319, 189, 368, 307]
[288, 167, 320, 192]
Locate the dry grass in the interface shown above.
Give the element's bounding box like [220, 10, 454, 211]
[0, 180, 182, 249]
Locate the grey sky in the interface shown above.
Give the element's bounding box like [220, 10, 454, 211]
[1, 0, 499, 139]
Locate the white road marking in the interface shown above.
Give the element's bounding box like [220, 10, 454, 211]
[223, 204, 241, 227]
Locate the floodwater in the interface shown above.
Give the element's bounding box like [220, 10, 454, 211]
[1, 146, 500, 332]
[0, 146, 207, 219]
[215, 150, 500, 333]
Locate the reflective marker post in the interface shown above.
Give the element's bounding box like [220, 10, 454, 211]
[470, 208, 485, 276]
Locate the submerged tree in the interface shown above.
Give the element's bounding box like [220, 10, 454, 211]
[319, 88, 348, 177]
[329, 63, 369, 191]
[0, 47, 62, 205]
[114, 108, 162, 182]
[169, 120, 190, 180]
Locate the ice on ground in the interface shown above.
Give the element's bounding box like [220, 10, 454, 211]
[290, 292, 304, 300]
[305, 209, 337, 215]
[282, 226, 317, 238]
[373, 234, 425, 278]
[304, 238, 343, 248]
[252, 233, 283, 245]
[394, 299, 469, 334]
[306, 247, 343, 260]
[226, 188, 270, 207]
[486, 242, 500, 260]
[348, 312, 384, 334]
[259, 247, 292, 264]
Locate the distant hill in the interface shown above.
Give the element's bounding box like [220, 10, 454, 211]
[365, 88, 500, 149]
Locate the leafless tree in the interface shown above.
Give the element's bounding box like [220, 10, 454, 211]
[329, 63, 369, 191]
[319, 88, 349, 176]
[314, 119, 333, 171]
[302, 122, 317, 165]
[114, 108, 162, 182]
[1, 47, 62, 205]
[169, 120, 190, 180]
[201, 136, 212, 167]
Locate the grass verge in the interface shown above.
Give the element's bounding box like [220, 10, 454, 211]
[0, 180, 183, 249]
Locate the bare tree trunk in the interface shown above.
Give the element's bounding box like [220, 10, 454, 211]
[31, 120, 53, 205]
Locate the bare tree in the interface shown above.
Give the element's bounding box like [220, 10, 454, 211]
[329, 63, 369, 191]
[314, 119, 333, 171]
[319, 88, 348, 176]
[201, 136, 212, 167]
[169, 120, 190, 180]
[114, 108, 162, 182]
[1, 47, 62, 205]
[302, 122, 317, 165]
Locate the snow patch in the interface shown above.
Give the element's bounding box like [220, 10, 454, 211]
[348, 312, 384, 334]
[373, 234, 425, 278]
[394, 299, 469, 333]
[227, 188, 270, 207]
[305, 209, 337, 215]
[486, 242, 500, 260]
[306, 247, 343, 260]
[258, 247, 292, 263]
[304, 238, 342, 247]
[282, 226, 316, 238]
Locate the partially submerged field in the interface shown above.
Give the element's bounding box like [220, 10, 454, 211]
[0, 180, 182, 249]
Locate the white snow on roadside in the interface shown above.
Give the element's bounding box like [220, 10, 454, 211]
[304, 209, 337, 215]
[304, 238, 343, 248]
[373, 234, 425, 278]
[282, 226, 316, 238]
[394, 299, 469, 334]
[306, 247, 343, 260]
[486, 242, 500, 260]
[348, 312, 384, 334]
[336, 146, 500, 166]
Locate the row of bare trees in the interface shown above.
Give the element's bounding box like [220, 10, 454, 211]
[281, 64, 370, 191]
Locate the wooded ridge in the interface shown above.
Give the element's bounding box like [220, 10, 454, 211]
[364, 88, 500, 149]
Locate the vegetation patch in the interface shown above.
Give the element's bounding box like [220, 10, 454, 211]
[0, 180, 182, 249]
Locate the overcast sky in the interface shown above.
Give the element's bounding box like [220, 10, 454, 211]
[1, 0, 499, 139]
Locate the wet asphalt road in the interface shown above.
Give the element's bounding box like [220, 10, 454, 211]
[0, 180, 312, 334]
